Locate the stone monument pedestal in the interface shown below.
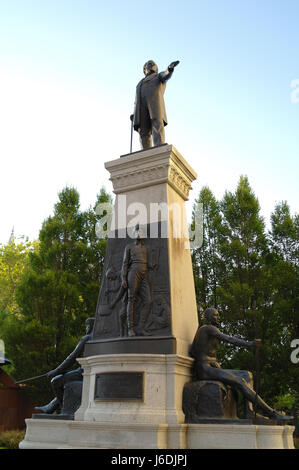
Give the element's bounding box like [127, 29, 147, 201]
[19, 145, 295, 449]
[86, 144, 199, 358]
[75, 354, 193, 426]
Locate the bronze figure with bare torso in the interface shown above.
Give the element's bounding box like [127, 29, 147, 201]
[190, 308, 291, 421]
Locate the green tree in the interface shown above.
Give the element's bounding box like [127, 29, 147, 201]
[192, 178, 298, 407]
[2, 186, 111, 402]
[0, 237, 37, 318]
[213, 176, 271, 388]
[191, 187, 224, 317]
[267, 202, 299, 407]
[0, 237, 37, 377]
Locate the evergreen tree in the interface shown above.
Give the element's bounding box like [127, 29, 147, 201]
[266, 202, 299, 406]
[217, 176, 267, 329]
[191, 178, 297, 407]
[191, 187, 224, 317]
[2, 186, 111, 402]
[212, 176, 270, 386]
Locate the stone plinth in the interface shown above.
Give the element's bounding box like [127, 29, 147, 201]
[86, 144, 198, 358]
[19, 419, 71, 449]
[185, 424, 295, 449]
[75, 353, 194, 425]
[20, 351, 295, 449]
[19, 419, 295, 449]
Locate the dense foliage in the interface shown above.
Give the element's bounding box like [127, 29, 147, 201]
[0, 178, 297, 413]
[0, 186, 111, 402]
[192, 176, 298, 409]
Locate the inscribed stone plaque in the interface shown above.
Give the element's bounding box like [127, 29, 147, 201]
[94, 372, 144, 401]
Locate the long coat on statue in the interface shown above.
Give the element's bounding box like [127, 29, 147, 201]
[133, 69, 174, 131]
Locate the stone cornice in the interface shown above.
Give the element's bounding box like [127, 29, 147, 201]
[105, 145, 197, 201]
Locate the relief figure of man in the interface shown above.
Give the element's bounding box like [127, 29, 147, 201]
[121, 227, 155, 337]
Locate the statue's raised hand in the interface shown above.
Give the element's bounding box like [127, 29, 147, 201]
[168, 60, 180, 72]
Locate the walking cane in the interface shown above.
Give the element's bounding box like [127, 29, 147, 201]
[254, 339, 261, 421]
[252, 298, 261, 421]
[130, 114, 134, 153]
[15, 373, 48, 384]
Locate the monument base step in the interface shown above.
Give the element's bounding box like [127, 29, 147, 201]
[19, 418, 295, 449]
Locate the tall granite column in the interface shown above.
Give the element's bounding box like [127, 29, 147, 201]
[84, 144, 198, 358]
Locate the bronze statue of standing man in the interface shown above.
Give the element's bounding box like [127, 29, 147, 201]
[132, 60, 179, 149]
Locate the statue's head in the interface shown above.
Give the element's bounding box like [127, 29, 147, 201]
[133, 224, 145, 241]
[143, 60, 158, 76]
[85, 317, 95, 334]
[203, 308, 220, 326]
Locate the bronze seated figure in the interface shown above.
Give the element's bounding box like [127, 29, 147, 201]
[183, 308, 292, 424]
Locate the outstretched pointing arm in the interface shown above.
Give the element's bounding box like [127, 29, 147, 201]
[159, 60, 180, 83]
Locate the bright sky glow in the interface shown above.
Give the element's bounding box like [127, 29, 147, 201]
[1, 0, 298, 243]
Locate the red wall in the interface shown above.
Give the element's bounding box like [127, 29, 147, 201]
[0, 369, 35, 432]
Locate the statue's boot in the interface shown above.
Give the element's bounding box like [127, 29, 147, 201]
[128, 321, 136, 337]
[136, 306, 151, 336]
[34, 398, 59, 414]
[119, 312, 127, 337]
[242, 383, 293, 422]
[270, 411, 293, 422]
[128, 327, 136, 337]
[127, 311, 135, 337]
[127, 297, 136, 337]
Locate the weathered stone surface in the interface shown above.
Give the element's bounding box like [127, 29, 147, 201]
[19, 419, 295, 449]
[86, 145, 198, 357]
[61, 381, 83, 418]
[75, 353, 194, 425]
[182, 380, 238, 422]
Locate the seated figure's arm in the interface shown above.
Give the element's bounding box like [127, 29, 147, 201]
[49, 336, 88, 376]
[212, 327, 254, 348]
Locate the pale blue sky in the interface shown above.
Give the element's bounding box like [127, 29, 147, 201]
[0, 0, 298, 243]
